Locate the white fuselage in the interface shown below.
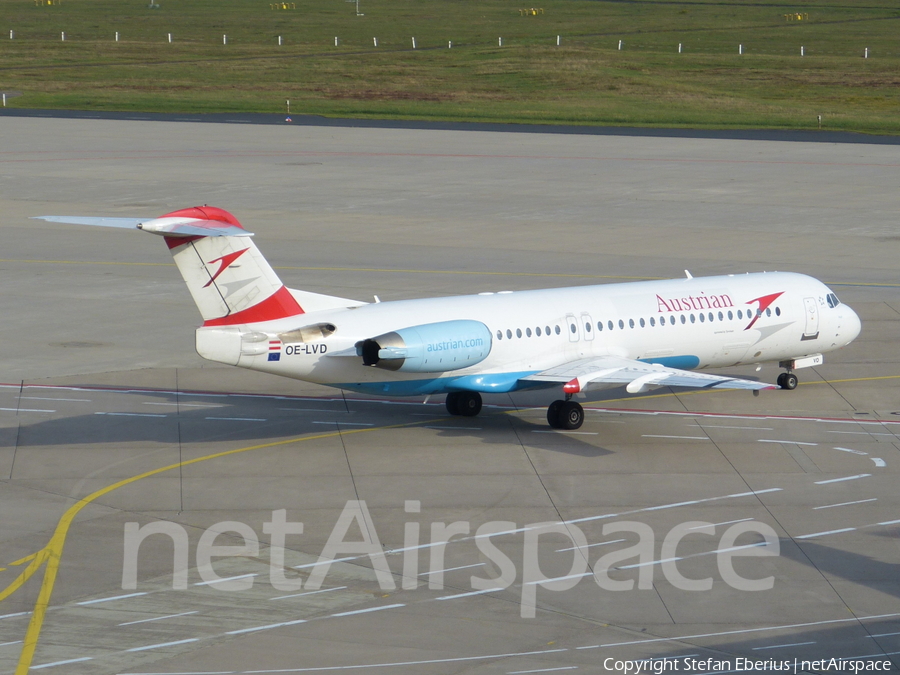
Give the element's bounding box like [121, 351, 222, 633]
[196, 271, 860, 397]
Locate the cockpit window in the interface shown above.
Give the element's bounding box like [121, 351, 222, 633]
[826, 293, 841, 308]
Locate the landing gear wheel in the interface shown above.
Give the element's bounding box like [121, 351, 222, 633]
[559, 401, 585, 430]
[445, 392, 461, 415]
[547, 400, 564, 429]
[780, 373, 798, 390]
[455, 391, 483, 417]
[776, 373, 786, 389]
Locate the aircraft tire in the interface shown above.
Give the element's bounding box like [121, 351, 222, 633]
[457, 391, 483, 417]
[547, 400, 564, 428]
[782, 373, 798, 390]
[445, 392, 461, 415]
[559, 401, 585, 430]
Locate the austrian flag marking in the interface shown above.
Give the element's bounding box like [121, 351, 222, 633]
[268, 340, 282, 362]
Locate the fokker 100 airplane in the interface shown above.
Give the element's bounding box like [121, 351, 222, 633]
[35, 206, 861, 430]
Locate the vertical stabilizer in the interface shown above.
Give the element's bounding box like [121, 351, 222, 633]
[161, 207, 305, 326]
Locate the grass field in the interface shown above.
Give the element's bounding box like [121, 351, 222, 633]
[1, 0, 899, 132]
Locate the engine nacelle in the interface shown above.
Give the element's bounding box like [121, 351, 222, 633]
[359, 320, 492, 373]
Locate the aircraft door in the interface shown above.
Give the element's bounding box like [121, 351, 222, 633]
[566, 314, 580, 342]
[581, 313, 594, 341]
[803, 297, 820, 339]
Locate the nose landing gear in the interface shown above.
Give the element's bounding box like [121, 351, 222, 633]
[777, 372, 798, 390]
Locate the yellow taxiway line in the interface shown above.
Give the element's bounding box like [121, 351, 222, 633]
[0, 420, 433, 675]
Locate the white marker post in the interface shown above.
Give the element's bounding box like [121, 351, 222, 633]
[61, 31, 65, 41]
[334, 37, 338, 47]
[618, 39, 622, 50]
[9, 30, 14, 39]
[448, 41, 452, 49]
[678, 43, 682, 53]
[115, 31, 119, 42]
[800, 45, 804, 56]
[278, 35, 282, 46]
[556, 35, 560, 46]
[864, 47, 868, 59]
[223, 34, 227, 45]
[412, 37, 416, 49]
[2, 94, 6, 107]
[373, 37, 377, 47]
[498, 37, 502, 47]
[168, 33, 172, 43]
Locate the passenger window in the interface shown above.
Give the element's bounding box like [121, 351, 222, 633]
[596, 322, 603, 332]
[639, 318, 645, 328]
[737, 310, 743, 320]
[608, 320, 614, 330]
[650, 317, 656, 326]
[775, 307, 781, 316]
[516, 328, 522, 338]
[766, 308, 771, 317]
[690, 314, 696, 323]
[546, 326, 551, 335]
[727, 310, 733, 320]
[570, 324, 576, 334]
[536, 327, 542, 336]
[619, 319, 625, 329]
[526, 327, 532, 337]
[718, 311, 723, 321]
[506, 329, 512, 339]
[629, 318, 635, 328]
[681, 315, 686, 324]
[496, 330, 502, 340]
[585, 322, 591, 333]
[699, 313, 705, 323]
[555, 325, 561, 335]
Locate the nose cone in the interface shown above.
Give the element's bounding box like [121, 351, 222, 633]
[842, 305, 862, 345]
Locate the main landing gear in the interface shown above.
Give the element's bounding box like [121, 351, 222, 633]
[777, 372, 799, 390]
[547, 397, 585, 430]
[445, 391, 483, 417]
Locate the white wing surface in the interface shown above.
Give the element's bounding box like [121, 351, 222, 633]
[521, 355, 775, 394]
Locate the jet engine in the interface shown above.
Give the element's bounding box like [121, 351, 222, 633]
[359, 320, 492, 372]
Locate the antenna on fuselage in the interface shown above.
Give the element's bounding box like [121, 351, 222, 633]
[684, 270, 693, 279]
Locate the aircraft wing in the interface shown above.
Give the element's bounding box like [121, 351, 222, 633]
[521, 355, 776, 394]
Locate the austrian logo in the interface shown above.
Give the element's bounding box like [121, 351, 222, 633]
[743, 291, 784, 330]
[203, 248, 250, 288]
[655, 289, 785, 331]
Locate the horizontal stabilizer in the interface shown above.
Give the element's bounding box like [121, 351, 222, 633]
[32, 215, 253, 238]
[33, 215, 146, 229]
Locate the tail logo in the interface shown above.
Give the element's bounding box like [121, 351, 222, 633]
[203, 249, 249, 288]
[744, 291, 784, 330]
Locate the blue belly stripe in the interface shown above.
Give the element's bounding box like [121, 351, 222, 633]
[335, 370, 545, 396]
[638, 355, 700, 369]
